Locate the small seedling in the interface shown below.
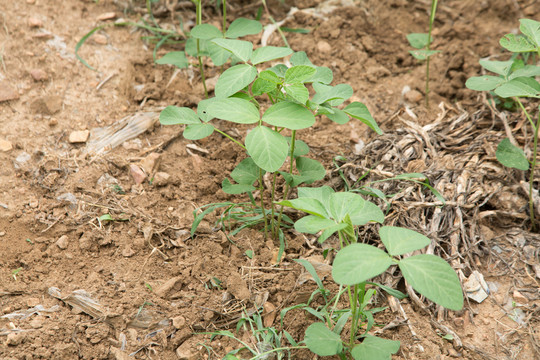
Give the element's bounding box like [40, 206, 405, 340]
[279, 187, 463, 358]
[406, 0, 439, 107]
[466, 18, 540, 230]
[25, 238, 33, 245]
[11, 267, 22, 281]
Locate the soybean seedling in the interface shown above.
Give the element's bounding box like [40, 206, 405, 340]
[279, 186, 463, 358]
[160, 48, 381, 246]
[406, 0, 439, 107]
[466, 18, 540, 230]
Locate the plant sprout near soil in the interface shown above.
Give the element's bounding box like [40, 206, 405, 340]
[406, 0, 439, 107]
[466, 18, 540, 230]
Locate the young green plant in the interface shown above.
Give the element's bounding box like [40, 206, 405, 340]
[466, 18, 540, 230]
[406, 0, 439, 107]
[160, 47, 381, 246]
[279, 186, 463, 358]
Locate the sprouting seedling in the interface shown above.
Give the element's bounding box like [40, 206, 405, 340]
[280, 188, 463, 358]
[406, 0, 439, 107]
[466, 18, 540, 231]
[159, 47, 381, 246]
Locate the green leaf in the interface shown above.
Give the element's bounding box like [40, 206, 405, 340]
[399, 254, 463, 310]
[409, 49, 439, 60]
[297, 186, 334, 207]
[155, 51, 188, 68]
[245, 126, 288, 172]
[211, 38, 253, 62]
[326, 108, 350, 125]
[285, 83, 310, 104]
[479, 59, 514, 77]
[183, 123, 214, 140]
[367, 282, 407, 299]
[277, 198, 328, 218]
[230, 158, 260, 185]
[160, 106, 200, 125]
[258, 70, 281, 83]
[308, 66, 333, 84]
[406, 33, 429, 49]
[295, 157, 326, 184]
[250, 46, 293, 65]
[494, 77, 540, 98]
[268, 64, 288, 78]
[344, 102, 382, 134]
[500, 34, 537, 53]
[221, 178, 256, 194]
[318, 223, 349, 243]
[215, 64, 257, 98]
[351, 335, 400, 360]
[379, 226, 430, 256]
[207, 98, 259, 124]
[519, 18, 540, 48]
[290, 51, 314, 66]
[304, 323, 343, 356]
[509, 65, 540, 79]
[465, 75, 505, 91]
[329, 192, 384, 225]
[191, 24, 223, 40]
[294, 216, 336, 234]
[225, 18, 262, 38]
[252, 78, 277, 96]
[285, 65, 317, 84]
[332, 243, 392, 285]
[312, 83, 353, 106]
[197, 97, 218, 122]
[496, 138, 529, 170]
[207, 41, 231, 66]
[262, 102, 315, 130]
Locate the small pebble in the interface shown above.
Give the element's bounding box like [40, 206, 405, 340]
[152, 172, 171, 186]
[48, 118, 58, 127]
[316, 40, 332, 53]
[92, 34, 108, 45]
[27, 17, 43, 28]
[0, 139, 13, 152]
[172, 315, 186, 329]
[30, 68, 48, 81]
[97, 12, 116, 21]
[129, 164, 147, 185]
[68, 130, 90, 143]
[404, 89, 423, 103]
[513, 290, 528, 304]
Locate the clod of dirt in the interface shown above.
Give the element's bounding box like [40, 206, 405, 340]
[316, 40, 332, 53]
[29, 68, 48, 81]
[68, 130, 90, 143]
[30, 95, 62, 115]
[140, 152, 161, 175]
[155, 276, 183, 298]
[513, 290, 528, 304]
[404, 88, 423, 103]
[152, 171, 171, 186]
[97, 12, 116, 21]
[0, 81, 19, 102]
[0, 139, 13, 152]
[55, 235, 68, 249]
[92, 34, 108, 45]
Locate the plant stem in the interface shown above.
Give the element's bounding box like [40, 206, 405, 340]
[516, 99, 538, 231]
[193, 0, 208, 98]
[270, 173, 278, 238]
[261, 0, 290, 48]
[348, 284, 358, 347]
[213, 128, 246, 149]
[275, 130, 297, 233]
[222, 0, 227, 35]
[425, 0, 438, 108]
[259, 168, 269, 240]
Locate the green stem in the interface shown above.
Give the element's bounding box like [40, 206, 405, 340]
[348, 284, 358, 347]
[213, 128, 246, 150]
[261, 0, 290, 48]
[222, 0, 227, 35]
[425, 0, 438, 108]
[270, 173, 278, 238]
[259, 168, 269, 240]
[275, 130, 297, 232]
[515, 99, 538, 231]
[193, 0, 208, 98]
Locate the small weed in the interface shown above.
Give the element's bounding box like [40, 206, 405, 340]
[11, 267, 22, 281]
[406, 0, 439, 107]
[466, 18, 540, 230]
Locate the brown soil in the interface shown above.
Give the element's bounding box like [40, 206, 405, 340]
[1, 0, 539, 359]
